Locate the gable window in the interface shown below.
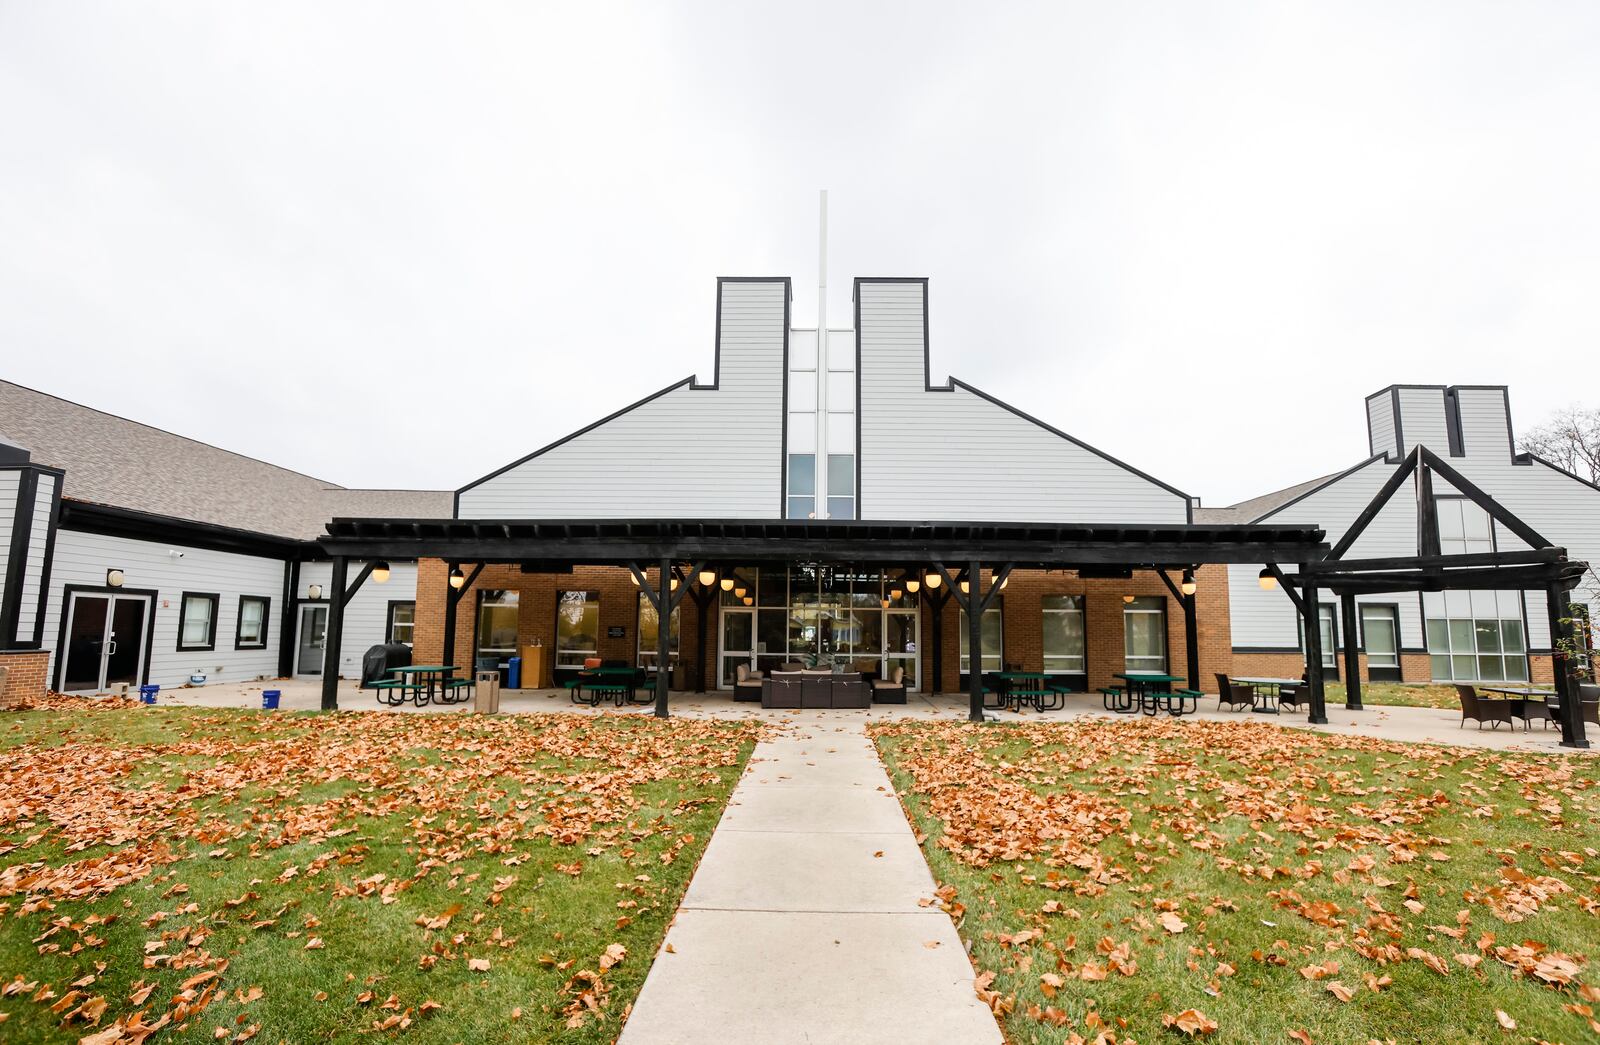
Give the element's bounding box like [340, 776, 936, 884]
[178, 592, 220, 651]
[1041, 595, 1085, 674]
[1436, 498, 1493, 556]
[234, 595, 270, 650]
[387, 601, 415, 645]
[1123, 596, 1167, 673]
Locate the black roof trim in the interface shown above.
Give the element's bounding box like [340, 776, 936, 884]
[947, 379, 1194, 511]
[60, 499, 312, 559]
[455, 276, 793, 508]
[1250, 454, 1387, 524]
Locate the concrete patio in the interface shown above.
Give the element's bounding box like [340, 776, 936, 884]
[140, 677, 1594, 755]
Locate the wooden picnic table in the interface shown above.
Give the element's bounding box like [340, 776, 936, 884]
[1231, 675, 1304, 715]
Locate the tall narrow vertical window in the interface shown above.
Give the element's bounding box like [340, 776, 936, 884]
[387, 601, 416, 645]
[554, 590, 600, 667]
[958, 604, 1003, 676]
[826, 454, 855, 520]
[1041, 595, 1085, 675]
[235, 595, 270, 650]
[1299, 604, 1338, 672]
[786, 454, 815, 519]
[1123, 596, 1167, 673]
[475, 590, 519, 662]
[1436, 498, 1494, 556]
[1360, 605, 1400, 681]
[636, 592, 680, 668]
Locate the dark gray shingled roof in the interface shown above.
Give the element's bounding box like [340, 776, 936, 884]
[1192, 472, 1343, 525]
[0, 380, 451, 540]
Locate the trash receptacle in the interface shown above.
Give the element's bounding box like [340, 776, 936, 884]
[261, 689, 281, 710]
[139, 684, 160, 704]
[474, 670, 501, 714]
[506, 656, 522, 689]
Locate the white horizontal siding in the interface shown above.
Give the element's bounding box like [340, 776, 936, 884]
[457, 280, 785, 519]
[0, 470, 17, 618]
[1396, 386, 1449, 455]
[1365, 393, 1397, 458]
[856, 281, 1187, 523]
[297, 561, 419, 678]
[41, 529, 289, 690]
[1456, 387, 1512, 461]
[13, 473, 56, 643]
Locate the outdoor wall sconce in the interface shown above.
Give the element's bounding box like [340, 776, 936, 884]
[1258, 568, 1277, 591]
[1181, 569, 1197, 596]
[699, 569, 716, 587]
[720, 577, 735, 591]
[308, 583, 324, 600]
[106, 568, 125, 588]
[449, 567, 466, 589]
[904, 577, 920, 594]
[924, 571, 942, 589]
[372, 561, 391, 584]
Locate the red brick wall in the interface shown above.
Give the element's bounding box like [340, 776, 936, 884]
[0, 650, 49, 706]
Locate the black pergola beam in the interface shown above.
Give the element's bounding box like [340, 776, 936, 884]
[1284, 564, 1583, 593]
[1302, 547, 1566, 574]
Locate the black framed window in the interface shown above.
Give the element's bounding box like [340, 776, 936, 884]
[387, 600, 416, 644]
[178, 592, 220, 651]
[234, 595, 270, 650]
[1123, 596, 1167, 672]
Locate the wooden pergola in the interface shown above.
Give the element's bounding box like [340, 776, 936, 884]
[315, 517, 1328, 722]
[1276, 446, 1591, 749]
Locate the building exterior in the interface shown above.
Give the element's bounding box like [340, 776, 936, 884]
[1, 280, 1594, 711]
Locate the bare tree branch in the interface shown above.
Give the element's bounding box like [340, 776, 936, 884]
[1517, 403, 1600, 483]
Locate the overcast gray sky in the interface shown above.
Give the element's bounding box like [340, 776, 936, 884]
[3, 2, 1597, 507]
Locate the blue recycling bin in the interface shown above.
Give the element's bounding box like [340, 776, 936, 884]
[261, 689, 281, 710]
[139, 684, 159, 704]
[506, 657, 522, 689]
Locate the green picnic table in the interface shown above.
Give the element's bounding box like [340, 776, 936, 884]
[566, 665, 648, 707]
[992, 671, 1065, 712]
[1112, 672, 1196, 717]
[375, 665, 461, 707]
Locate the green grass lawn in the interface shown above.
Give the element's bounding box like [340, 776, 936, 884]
[871, 717, 1600, 1044]
[1329, 681, 1462, 710]
[0, 697, 758, 1043]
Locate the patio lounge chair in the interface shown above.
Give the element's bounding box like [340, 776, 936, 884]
[734, 664, 764, 703]
[872, 666, 907, 704]
[1579, 683, 1600, 726]
[763, 672, 804, 709]
[1214, 673, 1253, 712]
[1520, 697, 1557, 730]
[1457, 684, 1514, 730]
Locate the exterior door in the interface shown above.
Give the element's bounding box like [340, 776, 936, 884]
[718, 608, 755, 688]
[1361, 605, 1402, 682]
[297, 605, 328, 675]
[885, 609, 920, 691]
[61, 592, 149, 692]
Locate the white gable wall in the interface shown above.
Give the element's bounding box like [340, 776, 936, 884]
[855, 280, 1189, 523]
[457, 279, 787, 519]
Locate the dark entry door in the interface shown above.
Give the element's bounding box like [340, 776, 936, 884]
[105, 598, 146, 687]
[62, 593, 149, 691]
[297, 605, 328, 675]
[63, 595, 111, 690]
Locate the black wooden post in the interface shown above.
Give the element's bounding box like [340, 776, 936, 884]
[277, 559, 299, 679]
[691, 585, 715, 693]
[321, 556, 348, 711]
[442, 561, 459, 669]
[1340, 591, 1363, 710]
[655, 557, 672, 719]
[927, 590, 943, 694]
[1548, 583, 1590, 749]
[1303, 576, 1327, 724]
[1182, 591, 1200, 693]
[966, 560, 985, 722]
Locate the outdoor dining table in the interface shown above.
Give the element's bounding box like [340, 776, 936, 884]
[384, 664, 459, 707]
[1231, 676, 1303, 715]
[1478, 686, 1558, 731]
[1113, 672, 1187, 716]
[570, 665, 648, 707]
[991, 672, 1064, 712]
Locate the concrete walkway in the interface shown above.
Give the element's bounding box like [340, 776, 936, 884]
[617, 717, 1003, 1045]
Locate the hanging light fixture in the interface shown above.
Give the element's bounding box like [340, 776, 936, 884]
[742, 595, 754, 606]
[106, 568, 125, 588]
[924, 571, 942, 589]
[308, 583, 324, 600]
[880, 597, 890, 609]
[734, 585, 747, 599]
[372, 561, 391, 584]
[999, 575, 1010, 590]
[1122, 593, 1135, 604]
[670, 577, 680, 591]
[720, 577, 735, 591]
[1258, 567, 1278, 591]
[629, 571, 640, 587]
[905, 577, 920, 594]
[889, 586, 903, 601]
[1180, 569, 1196, 596]
[959, 579, 970, 595]
[699, 569, 716, 587]
[448, 568, 465, 590]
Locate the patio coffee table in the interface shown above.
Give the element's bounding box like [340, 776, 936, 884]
[1479, 686, 1558, 732]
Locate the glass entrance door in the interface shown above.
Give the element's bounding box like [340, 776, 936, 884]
[718, 608, 755, 687]
[886, 609, 919, 690]
[61, 592, 149, 692]
[297, 605, 328, 675]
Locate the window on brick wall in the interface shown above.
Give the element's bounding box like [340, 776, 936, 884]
[636, 592, 680, 669]
[959, 603, 1003, 677]
[475, 590, 519, 662]
[554, 590, 600, 667]
[1041, 595, 1085, 674]
[1122, 596, 1166, 673]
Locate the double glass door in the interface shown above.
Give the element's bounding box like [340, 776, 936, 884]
[62, 593, 150, 692]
